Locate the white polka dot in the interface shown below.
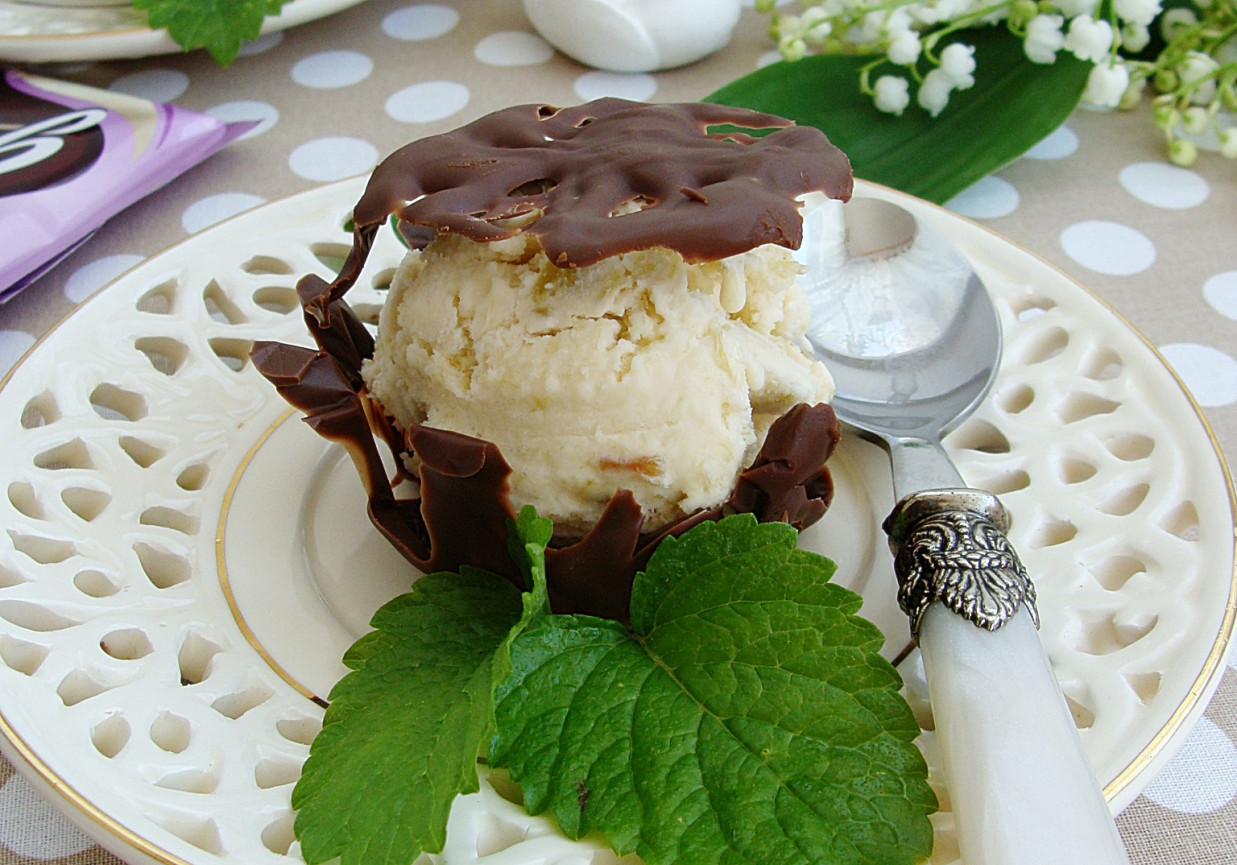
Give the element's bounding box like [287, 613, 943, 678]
[1023, 125, 1079, 159]
[205, 101, 279, 140]
[291, 50, 373, 89]
[181, 193, 265, 234]
[63, 254, 144, 304]
[288, 137, 379, 182]
[0, 330, 36, 379]
[1119, 162, 1210, 209]
[385, 81, 470, 124]
[1144, 717, 1237, 813]
[382, 4, 460, 40]
[574, 71, 657, 102]
[1203, 271, 1237, 321]
[1060, 220, 1156, 276]
[108, 68, 188, 103]
[1158, 343, 1237, 407]
[237, 31, 283, 56]
[0, 775, 95, 858]
[475, 31, 554, 66]
[945, 176, 1020, 219]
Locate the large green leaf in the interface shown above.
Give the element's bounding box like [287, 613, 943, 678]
[291, 507, 553, 865]
[490, 515, 936, 865]
[291, 569, 524, 865]
[706, 27, 1090, 203]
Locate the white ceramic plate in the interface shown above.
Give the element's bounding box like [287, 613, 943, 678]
[0, 178, 1232, 865]
[0, 0, 370, 62]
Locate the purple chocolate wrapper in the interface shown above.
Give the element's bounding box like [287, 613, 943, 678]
[0, 69, 253, 302]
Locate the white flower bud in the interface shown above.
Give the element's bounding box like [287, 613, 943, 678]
[801, 6, 830, 27]
[1118, 73, 1147, 109]
[778, 34, 808, 60]
[859, 10, 885, 41]
[1160, 7, 1198, 40]
[1065, 15, 1114, 64]
[1024, 14, 1066, 64]
[1120, 22, 1151, 53]
[1168, 138, 1198, 166]
[1082, 59, 1131, 108]
[885, 8, 914, 33]
[1113, 0, 1161, 26]
[1011, 0, 1038, 22]
[1182, 106, 1210, 135]
[777, 13, 803, 36]
[805, 20, 833, 42]
[873, 75, 912, 114]
[1178, 51, 1219, 104]
[917, 68, 955, 116]
[940, 42, 977, 88]
[1152, 99, 1179, 128]
[1055, 0, 1100, 17]
[887, 29, 922, 65]
[938, 0, 975, 17]
[1219, 128, 1237, 159]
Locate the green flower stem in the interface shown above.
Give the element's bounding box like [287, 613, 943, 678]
[921, 2, 1017, 59]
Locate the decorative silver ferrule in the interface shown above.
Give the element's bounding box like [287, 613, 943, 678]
[883, 489, 1037, 639]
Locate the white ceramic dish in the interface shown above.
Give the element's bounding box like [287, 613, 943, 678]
[0, 178, 1232, 865]
[0, 0, 370, 62]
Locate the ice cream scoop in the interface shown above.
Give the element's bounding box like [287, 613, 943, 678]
[363, 230, 833, 537]
[253, 99, 852, 619]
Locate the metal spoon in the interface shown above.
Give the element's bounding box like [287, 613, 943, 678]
[799, 195, 1131, 865]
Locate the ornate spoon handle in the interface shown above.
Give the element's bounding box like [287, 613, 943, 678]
[886, 490, 1131, 865]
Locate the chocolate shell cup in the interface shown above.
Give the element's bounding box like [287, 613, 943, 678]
[251, 99, 851, 620]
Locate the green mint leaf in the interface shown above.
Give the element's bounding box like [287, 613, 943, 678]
[492, 505, 555, 684]
[132, 0, 289, 65]
[507, 504, 554, 601]
[490, 514, 936, 865]
[706, 27, 1089, 204]
[291, 568, 524, 865]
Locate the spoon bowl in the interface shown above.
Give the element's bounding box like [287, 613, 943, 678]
[801, 196, 1002, 445]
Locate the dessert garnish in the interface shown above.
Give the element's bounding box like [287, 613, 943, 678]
[292, 509, 936, 865]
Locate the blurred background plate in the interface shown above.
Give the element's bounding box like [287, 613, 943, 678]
[0, 0, 371, 62]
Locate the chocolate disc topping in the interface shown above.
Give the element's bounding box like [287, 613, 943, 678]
[310, 98, 852, 326]
[359, 97, 852, 266]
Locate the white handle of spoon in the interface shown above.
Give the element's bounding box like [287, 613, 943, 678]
[918, 604, 1131, 865]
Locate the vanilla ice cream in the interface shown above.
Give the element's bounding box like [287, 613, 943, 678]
[364, 225, 835, 536]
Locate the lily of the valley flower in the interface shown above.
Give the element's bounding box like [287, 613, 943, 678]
[917, 67, 957, 115]
[1083, 59, 1132, 107]
[888, 29, 923, 65]
[940, 42, 978, 87]
[1113, 0, 1162, 27]
[874, 74, 913, 113]
[1024, 14, 1066, 64]
[761, 0, 1237, 165]
[1065, 15, 1114, 63]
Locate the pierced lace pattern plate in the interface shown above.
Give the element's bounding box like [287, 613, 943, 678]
[0, 179, 1232, 865]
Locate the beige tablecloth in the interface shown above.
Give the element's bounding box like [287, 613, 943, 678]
[0, 1, 1234, 863]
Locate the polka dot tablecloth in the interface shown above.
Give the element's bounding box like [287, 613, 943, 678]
[0, 1, 1235, 863]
